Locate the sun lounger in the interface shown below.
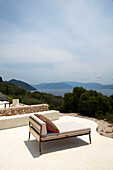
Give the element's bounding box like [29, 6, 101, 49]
[28, 110, 91, 154]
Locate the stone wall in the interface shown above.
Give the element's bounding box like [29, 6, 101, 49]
[0, 104, 48, 116]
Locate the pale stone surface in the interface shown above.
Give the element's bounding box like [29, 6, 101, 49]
[105, 127, 113, 133]
[0, 116, 113, 170]
[0, 110, 56, 130]
[0, 101, 9, 108]
[0, 114, 31, 130]
[12, 99, 19, 107]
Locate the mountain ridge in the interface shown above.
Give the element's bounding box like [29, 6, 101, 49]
[4, 78, 113, 90]
[33, 82, 72, 89]
[7, 79, 36, 91]
[33, 81, 113, 90]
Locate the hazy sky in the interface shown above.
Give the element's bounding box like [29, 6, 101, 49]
[0, 0, 113, 84]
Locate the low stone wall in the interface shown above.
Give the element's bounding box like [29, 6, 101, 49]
[0, 104, 48, 116]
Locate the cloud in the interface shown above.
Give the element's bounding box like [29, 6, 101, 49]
[96, 73, 102, 79]
[89, 73, 103, 83]
[0, 0, 113, 84]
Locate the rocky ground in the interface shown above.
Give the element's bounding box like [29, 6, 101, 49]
[60, 113, 113, 139]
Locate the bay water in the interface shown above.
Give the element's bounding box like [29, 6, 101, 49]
[37, 89, 113, 97]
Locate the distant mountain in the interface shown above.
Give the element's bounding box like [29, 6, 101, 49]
[64, 82, 113, 89]
[33, 83, 72, 89]
[8, 79, 36, 91]
[33, 81, 113, 90]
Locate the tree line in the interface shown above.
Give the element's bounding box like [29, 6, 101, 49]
[61, 87, 113, 123]
[0, 76, 113, 122]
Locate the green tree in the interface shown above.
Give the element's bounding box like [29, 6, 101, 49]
[73, 87, 86, 112]
[63, 93, 74, 112]
[79, 90, 112, 117]
[0, 76, 3, 82]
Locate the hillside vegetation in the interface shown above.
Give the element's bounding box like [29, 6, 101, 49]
[0, 77, 63, 110]
[0, 76, 113, 122]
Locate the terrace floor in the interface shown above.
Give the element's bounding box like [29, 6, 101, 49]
[0, 116, 113, 170]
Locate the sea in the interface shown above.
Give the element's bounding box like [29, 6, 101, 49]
[34, 89, 113, 97]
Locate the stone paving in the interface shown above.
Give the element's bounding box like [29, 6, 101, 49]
[0, 116, 113, 170]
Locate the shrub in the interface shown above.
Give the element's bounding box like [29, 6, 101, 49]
[79, 90, 112, 117]
[21, 97, 43, 105]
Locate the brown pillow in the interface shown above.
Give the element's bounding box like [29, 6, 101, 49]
[34, 114, 59, 133]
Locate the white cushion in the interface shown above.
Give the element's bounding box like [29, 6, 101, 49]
[52, 116, 91, 133]
[53, 122, 90, 133]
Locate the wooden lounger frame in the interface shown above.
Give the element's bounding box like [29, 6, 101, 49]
[28, 116, 91, 155]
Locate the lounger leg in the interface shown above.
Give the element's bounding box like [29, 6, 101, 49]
[28, 122, 31, 140]
[28, 131, 31, 140]
[89, 132, 91, 144]
[39, 141, 42, 155]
